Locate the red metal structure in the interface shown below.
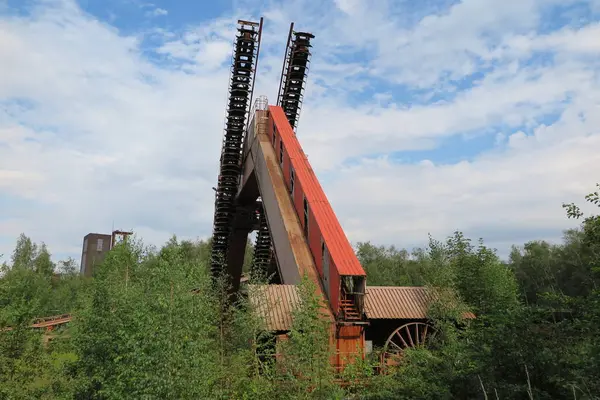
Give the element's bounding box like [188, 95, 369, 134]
[266, 105, 366, 318]
[207, 19, 369, 372]
[238, 103, 368, 370]
[207, 18, 475, 374]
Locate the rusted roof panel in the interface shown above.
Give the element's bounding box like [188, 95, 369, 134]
[270, 105, 365, 276]
[247, 284, 300, 332]
[248, 284, 475, 331]
[365, 286, 476, 320]
[364, 287, 432, 319]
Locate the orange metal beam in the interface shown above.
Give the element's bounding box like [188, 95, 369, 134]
[1, 313, 72, 332]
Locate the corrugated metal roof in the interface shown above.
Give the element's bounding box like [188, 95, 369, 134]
[365, 286, 432, 319]
[248, 284, 475, 331]
[365, 286, 476, 320]
[270, 106, 365, 277]
[247, 284, 300, 332]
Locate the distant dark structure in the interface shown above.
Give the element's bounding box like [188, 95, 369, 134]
[80, 230, 133, 276]
[80, 233, 111, 277]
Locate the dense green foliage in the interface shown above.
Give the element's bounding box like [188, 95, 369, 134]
[1, 186, 599, 399]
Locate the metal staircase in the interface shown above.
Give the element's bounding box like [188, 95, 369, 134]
[340, 297, 362, 321]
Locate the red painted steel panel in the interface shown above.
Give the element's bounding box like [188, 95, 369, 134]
[293, 180, 303, 219]
[308, 210, 322, 275]
[336, 325, 364, 370]
[337, 326, 364, 349]
[329, 261, 340, 314]
[270, 105, 365, 277]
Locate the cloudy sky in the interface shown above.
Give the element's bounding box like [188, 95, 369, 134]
[1, 0, 599, 264]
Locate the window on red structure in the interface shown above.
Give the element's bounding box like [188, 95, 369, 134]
[303, 196, 309, 237]
[279, 140, 284, 168]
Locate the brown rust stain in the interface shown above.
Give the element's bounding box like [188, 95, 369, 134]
[262, 143, 316, 278]
[255, 125, 333, 321]
[336, 325, 365, 368]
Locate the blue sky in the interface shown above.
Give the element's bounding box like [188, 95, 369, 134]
[1, 0, 600, 265]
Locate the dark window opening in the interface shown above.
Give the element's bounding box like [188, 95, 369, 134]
[322, 240, 330, 298]
[290, 168, 295, 195]
[279, 141, 284, 168]
[303, 196, 309, 237]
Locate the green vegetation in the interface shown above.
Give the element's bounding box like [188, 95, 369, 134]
[1, 185, 599, 399]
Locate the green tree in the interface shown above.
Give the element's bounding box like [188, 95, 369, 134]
[3, 185, 600, 399]
[57, 257, 78, 275]
[0, 267, 53, 326]
[33, 243, 55, 276]
[11, 233, 38, 270]
[356, 242, 425, 286]
[277, 275, 342, 399]
[72, 236, 269, 399]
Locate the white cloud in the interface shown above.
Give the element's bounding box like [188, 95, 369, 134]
[326, 100, 600, 249]
[298, 57, 595, 170]
[1, 0, 599, 265]
[148, 7, 167, 17]
[0, 1, 222, 258]
[333, 0, 365, 15]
